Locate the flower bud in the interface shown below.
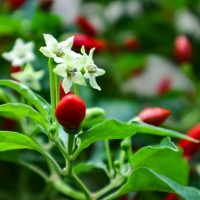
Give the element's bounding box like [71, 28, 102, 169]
[55, 94, 86, 133]
[138, 107, 171, 126]
[76, 16, 97, 36]
[174, 35, 193, 63]
[178, 124, 200, 159]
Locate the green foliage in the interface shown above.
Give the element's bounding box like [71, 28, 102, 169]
[130, 138, 188, 185]
[0, 131, 42, 152]
[76, 119, 197, 157]
[113, 168, 200, 200]
[0, 103, 50, 133]
[0, 80, 50, 118]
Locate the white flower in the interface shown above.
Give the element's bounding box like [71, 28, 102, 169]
[53, 52, 86, 93]
[11, 64, 44, 91]
[81, 47, 105, 90]
[2, 38, 35, 66]
[39, 34, 76, 63]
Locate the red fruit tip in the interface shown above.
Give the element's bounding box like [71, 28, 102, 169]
[178, 124, 200, 158]
[138, 107, 171, 126]
[174, 35, 193, 63]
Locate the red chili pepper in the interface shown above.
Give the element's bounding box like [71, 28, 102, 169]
[138, 107, 171, 126]
[73, 33, 107, 52]
[55, 94, 86, 133]
[76, 16, 97, 36]
[59, 84, 72, 99]
[118, 195, 128, 200]
[39, 0, 53, 10]
[124, 37, 138, 51]
[165, 194, 179, 200]
[8, 0, 25, 9]
[10, 66, 21, 74]
[157, 76, 172, 96]
[178, 124, 200, 159]
[174, 35, 193, 63]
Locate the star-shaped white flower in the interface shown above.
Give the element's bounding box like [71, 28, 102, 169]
[2, 38, 35, 66]
[81, 47, 105, 90]
[53, 52, 86, 93]
[11, 64, 44, 91]
[39, 34, 76, 63]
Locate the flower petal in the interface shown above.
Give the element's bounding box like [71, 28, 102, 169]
[43, 34, 58, 49]
[95, 68, 105, 77]
[59, 36, 74, 50]
[53, 64, 66, 77]
[89, 76, 101, 90]
[73, 72, 86, 86]
[39, 47, 54, 57]
[62, 77, 73, 93]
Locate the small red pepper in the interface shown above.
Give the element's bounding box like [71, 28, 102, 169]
[10, 66, 21, 74]
[157, 76, 172, 96]
[124, 37, 138, 51]
[8, 0, 25, 9]
[174, 35, 193, 63]
[55, 94, 86, 133]
[178, 124, 200, 159]
[165, 193, 179, 200]
[73, 33, 107, 52]
[76, 16, 97, 36]
[138, 107, 171, 126]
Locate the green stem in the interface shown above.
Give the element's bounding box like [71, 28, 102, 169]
[55, 74, 60, 106]
[105, 140, 114, 176]
[67, 134, 75, 175]
[74, 84, 79, 96]
[95, 176, 124, 199]
[73, 173, 93, 200]
[48, 58, 56, 124]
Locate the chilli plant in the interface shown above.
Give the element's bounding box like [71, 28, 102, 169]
[0, 34, 200, 200]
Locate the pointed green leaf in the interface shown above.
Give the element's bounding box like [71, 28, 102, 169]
[108, 168, 200, 200]
[131, 138, 188, 185]
[76, 119, 198, 157]
[0, 131, 43, 152]
[0, 103, 51, 133]
[0, 80, 50, 118]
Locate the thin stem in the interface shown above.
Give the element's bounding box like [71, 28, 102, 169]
[105, 140, 114, 176]
[67, 134, 75, 175]
[48, 58, 56, 124]
[74, 84, 79, 96]
[95, 176, 124, 199]
[73, 173, 93, 200]
[119, 150, 126, 169]
[55, 74, 60, 106]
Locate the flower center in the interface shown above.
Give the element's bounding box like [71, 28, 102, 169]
[54, 48, 65, 57]
[87, 65, 97, 74]
[66, 67, 77, 77]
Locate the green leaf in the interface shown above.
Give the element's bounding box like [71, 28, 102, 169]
[0, 131, 43, 153]
[0, 80, 50, 118]
[76, 119, 198, 157]
[109, 168, 200, 200]
[0, 103, 51, 133]
[131, 137, 188, 185]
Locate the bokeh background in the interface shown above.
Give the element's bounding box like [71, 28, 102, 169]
[1, 0, 200, 199]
